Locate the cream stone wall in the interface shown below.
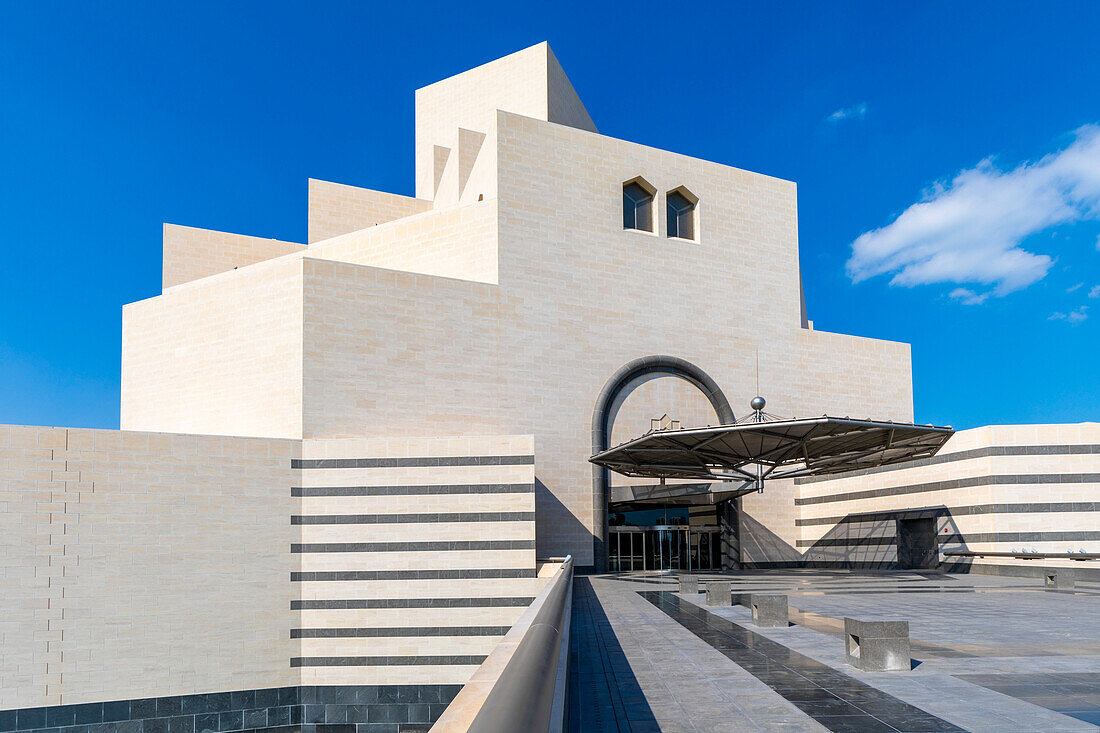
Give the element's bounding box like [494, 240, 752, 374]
[162, 223, 306, 289]
[306, 200, 498, 284]
[300, 258, 509, 439]
[293, 435, 540, 687]
[793, 423, 1100, 570]
[0, 425, 297, 710]
[121, 257, 304, 439]
[307, 179, 433, 244]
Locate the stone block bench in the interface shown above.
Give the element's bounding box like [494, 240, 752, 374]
[706, 581, 732, 606]
[844, 618, 911, 672]
[679, 575, 699, 595]
[1045, 568, 1075, 589]
[749, 594, 788, 627]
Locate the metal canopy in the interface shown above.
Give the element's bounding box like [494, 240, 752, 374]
[590, 416, 954, 484]
[609, 481, 752, 511]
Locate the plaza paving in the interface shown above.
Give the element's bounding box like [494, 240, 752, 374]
[567, 569, 1100, 732]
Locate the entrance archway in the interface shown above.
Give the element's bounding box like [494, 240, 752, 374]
[591, 355, 735, 571]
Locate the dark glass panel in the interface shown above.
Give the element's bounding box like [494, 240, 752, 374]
[623, 181, 653, 231]
[667, 191, 694, 239]
[678, 207, 693, 239]
[636, 196, 652, 231]
[623, 188, 635, 229]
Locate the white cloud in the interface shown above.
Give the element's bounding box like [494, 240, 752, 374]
[949, 287, 989, 305]
[1049, 305, 1089, 323]
[847, 125, 1100, 300]
[827, 102, 867, 123]
[1067, 282, 1084, 292]
[1089, 285, 1100, 298]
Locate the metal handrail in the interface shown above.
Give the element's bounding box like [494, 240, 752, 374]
[467, 556, 574, 733]
[944, 550, 1099, 560]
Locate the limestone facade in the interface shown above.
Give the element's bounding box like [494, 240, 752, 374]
[0, 425, 538, 712]
[118, 42, 914, 567]
[785, 423, 1100, 573]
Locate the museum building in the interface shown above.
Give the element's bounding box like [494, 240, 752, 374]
[1, 42, 1097, 732]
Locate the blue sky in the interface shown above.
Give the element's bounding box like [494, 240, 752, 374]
[1, 2, 1097, 430]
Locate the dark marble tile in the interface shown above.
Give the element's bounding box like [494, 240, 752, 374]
[810, 715, 896, 732]
[192, 713, 218, 733]
[71, 703, 103, 725]
[154, 699, 181, 719]
[140, 717, 168, 733]
[241, 708, 266, 729]
[303, 705, 326, 725]
[227, 691, 253, 713]
[101, 701, 130, 724]
[791, 698, 866, 716]
[216, 710, 242, 732]
[45, 705, 76, 728]
[253, 689, 278, 710]
[166, 716, 193, 733]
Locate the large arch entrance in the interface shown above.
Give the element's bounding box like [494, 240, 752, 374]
[591, 355, 735, 572]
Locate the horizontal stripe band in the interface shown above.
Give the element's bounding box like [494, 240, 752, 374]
[292, 512, 535, 525]
[796, 444, 1100, 484]
[292, 483, 533, 497]
[292, 597, 533, 609]
[292, 626, 511, 638]
[796, 530, 1100, 548]
[292, 568, 537, 581]
[797, 502, 1100, 526]
[291, 656, 486, 667]
[292, 540, 535, 553]
[293, 456, 533, 469]
[796, 474, 1100, 506]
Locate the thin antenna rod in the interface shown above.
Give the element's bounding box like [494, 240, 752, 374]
[755, 349, 760, 395]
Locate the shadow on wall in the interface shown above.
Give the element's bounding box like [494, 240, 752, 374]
[536, 477, 597, 571]
[739, 511, 804, 568]
[740, 506, 967, 570]
[567, 577, 659, 731]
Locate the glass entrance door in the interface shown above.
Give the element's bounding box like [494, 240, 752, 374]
[690, 530, 721, 570]
[611, 526, 718, 572]
[609, 530, 646, 572]
[642, 526, 687, 571]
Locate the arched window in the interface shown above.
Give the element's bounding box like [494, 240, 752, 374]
[623, 180, 654, 232]
[666, 188, 696, 240]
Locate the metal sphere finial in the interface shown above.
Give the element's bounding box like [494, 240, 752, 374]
[750, 396, 766, 412]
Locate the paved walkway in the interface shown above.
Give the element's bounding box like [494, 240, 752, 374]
[568, 570, 1100, 732]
